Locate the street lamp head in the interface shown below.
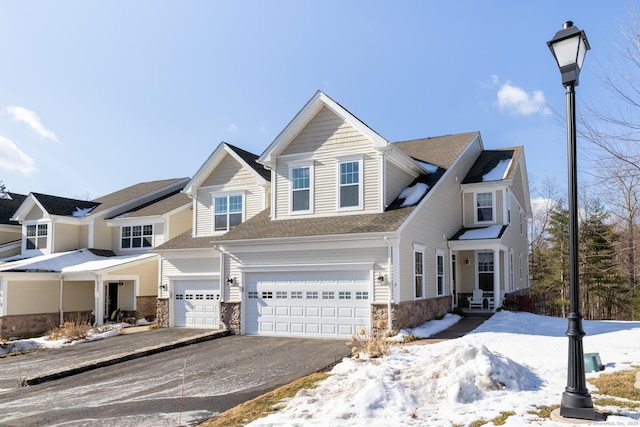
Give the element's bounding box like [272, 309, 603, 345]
[547, 21, 590, 87]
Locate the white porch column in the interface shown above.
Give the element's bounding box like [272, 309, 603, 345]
[493, 249, 501, 311]
[94, 274, 104, 325]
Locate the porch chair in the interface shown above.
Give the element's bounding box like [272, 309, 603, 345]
[468, 289, 484, 309]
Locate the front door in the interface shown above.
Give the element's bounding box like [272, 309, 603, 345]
[477, 252, 494, 292]
[106, 283, 119, 321]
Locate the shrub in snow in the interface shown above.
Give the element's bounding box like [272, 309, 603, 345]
[349, 320, 392, 359]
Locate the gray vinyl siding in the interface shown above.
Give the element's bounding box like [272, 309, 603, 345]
[397, 139, 481, 303]
[385, 160, 416, 207]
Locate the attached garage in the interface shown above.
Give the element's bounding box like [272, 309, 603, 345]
[173, 280, 221, 328]
[244, 270, 371, 338]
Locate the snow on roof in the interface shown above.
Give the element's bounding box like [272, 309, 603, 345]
[399, 182, 430, 207]
[416, 161, 439, 174]
[72, 206, 96, 217]
[458, 225, 503, 240]
[482, 159, 512, 181]
[0, 249, 156, 273]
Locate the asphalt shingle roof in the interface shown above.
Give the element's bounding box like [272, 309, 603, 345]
[109, 191, 191, 219]
[213, 207, 416, 242]
[225, 143, 271, 181]
[153, 229, 217, 250]
[392, 132, 479, 169]
[90, 178, 189, 216]
[0, 192, 27, 225]
[31, 193, 99, 217]
[462, 147, 521, 184]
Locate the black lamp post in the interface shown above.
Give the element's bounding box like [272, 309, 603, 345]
[547, 21, 595, 420]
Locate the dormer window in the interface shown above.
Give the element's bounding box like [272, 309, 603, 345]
[338, 158, 362, 210]
[475, 192, 494, 223]
[214, 194, 243, 232]
[26, 224, 48, 250]
[290, 163, 313, 214]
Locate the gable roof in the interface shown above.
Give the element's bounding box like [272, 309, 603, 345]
[0, 192, 27, 225]
[183, 142, 269, 196]
[258, 91, 388, 166]
[462, 147, 521, 184]
[30, 193, 100, 217]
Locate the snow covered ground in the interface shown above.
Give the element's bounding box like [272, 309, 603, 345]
[248, 311, 640, 427]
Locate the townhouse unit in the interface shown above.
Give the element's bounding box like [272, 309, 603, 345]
[0, 178, 192, 338]
[155, 91, 532, 338]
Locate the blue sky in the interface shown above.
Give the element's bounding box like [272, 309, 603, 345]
[0, 1, 633, 200]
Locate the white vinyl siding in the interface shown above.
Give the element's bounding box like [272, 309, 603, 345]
[195, 185, 263, 237]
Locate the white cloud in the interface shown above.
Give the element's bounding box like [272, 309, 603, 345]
[225, 124, 238, 133]
[0, 135, 36, 174]
[6, 106, 58, 141]
[496, 81, 551, 116]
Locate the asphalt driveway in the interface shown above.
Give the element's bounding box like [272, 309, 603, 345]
[0, 331, 351, 426]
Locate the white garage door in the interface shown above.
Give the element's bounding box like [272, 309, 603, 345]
[174, 280, 220, 328]
[245, 271, 371, 338]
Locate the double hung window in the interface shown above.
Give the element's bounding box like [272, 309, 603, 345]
[338, 160, 361, 209]
[214, 194, 243, 232]
[26, 223, 48, 250]
[414, 248, 425, 299]
[476, 192, 494, 222]
[291, 165, 311, 213]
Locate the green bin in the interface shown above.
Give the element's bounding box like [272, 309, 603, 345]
[584, 352, 604, 373]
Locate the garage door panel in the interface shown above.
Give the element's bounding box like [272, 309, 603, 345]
[174, 280, 220, 328]
[245, 271, 371, 338]
[322, 307, 336, 317]
[306, 307, 320, 317]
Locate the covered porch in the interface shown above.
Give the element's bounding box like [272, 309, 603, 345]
[448, 225, 513, 312]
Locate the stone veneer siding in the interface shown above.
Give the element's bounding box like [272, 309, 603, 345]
[372, 296, 451, 335]
[221, 302, 240, 334]
[156, 298, 169, 328]
[136, 296, 157, 321]
[0, 311, 93, 339]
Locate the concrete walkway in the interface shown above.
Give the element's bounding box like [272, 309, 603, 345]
[406, 313, 492, 345]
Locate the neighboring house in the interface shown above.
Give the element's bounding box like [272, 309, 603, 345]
[156, 91, 532, 339]
[0, 192, 26, 259]
[0, 178, 192, 338]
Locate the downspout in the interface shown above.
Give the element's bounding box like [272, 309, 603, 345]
[384, 236, 393, 332]
[59, 274, 64, 326]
